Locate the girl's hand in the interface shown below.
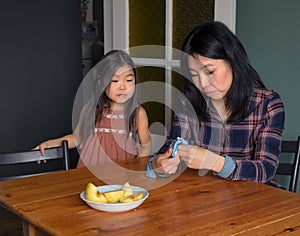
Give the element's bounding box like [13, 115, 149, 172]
[32, 142, 49, 164]
[153, 149, 181, 174]
[33, 141, 51, 156]
[33, 140, 60, 164]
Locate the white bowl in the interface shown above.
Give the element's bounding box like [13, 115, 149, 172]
[80, 184, 149, 212]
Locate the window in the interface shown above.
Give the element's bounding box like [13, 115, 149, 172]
[103, 0, 236, 134]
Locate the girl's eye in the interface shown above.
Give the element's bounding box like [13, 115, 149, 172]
[126, 74, 134, 82]
[111, 80, 118, 83]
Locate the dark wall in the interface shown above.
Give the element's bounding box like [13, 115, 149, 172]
[236, 0, 300, 192]
[0, 1, 82, 152]
[236, 0, 300, 140]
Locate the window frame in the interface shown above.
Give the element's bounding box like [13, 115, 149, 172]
[103, 0, 236, 129]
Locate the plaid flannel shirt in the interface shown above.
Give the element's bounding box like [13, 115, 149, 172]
[147, 88, 285, 187]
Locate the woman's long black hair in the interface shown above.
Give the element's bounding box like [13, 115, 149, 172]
[181, 21, 265, 123]
[80, 50, 139, 141]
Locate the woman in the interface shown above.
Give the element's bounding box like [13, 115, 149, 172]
[146, 21, 285, 187]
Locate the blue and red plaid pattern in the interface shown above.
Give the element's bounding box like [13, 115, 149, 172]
[155, 87, 285, 187]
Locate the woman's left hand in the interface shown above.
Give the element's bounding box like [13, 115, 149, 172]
[177, 145, 207, 169]
[177, 145, 222, 171]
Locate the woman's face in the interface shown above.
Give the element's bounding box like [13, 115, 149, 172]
[187, 54, 233, 101]
[106, 64, 135, 105]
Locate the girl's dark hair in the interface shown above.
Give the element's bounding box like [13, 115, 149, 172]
[181, 21, 265, 122]
[81, 50, 139, 141]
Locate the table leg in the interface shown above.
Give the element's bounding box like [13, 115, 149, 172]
[22, 220, 48, 236]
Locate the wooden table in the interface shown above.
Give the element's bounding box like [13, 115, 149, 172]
[1, 157, 300, 236]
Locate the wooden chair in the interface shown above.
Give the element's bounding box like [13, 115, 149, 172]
[0, 140, 70, 181]
[276, 136, 300, 192]
[0, 140, 70, 235]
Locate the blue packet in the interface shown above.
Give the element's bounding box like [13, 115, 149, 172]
[170, 137, 189, 158]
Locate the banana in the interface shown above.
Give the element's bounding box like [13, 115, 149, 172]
[103, 190, 125, 203]
[85, 182, 142, 204]
[85, 183, 108, 203]
[120, 192, 144, 203]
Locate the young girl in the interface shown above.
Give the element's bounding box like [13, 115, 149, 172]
[36, 50, 151, 167]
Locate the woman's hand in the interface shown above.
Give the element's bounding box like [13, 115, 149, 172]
[177, 145, 207, 169]
[178, 145, 225, 172]
[152, 149, 181, 175]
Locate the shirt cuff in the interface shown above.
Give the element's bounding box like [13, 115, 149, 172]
[145, 155, 171, 178]
[214, 155, 236, 178]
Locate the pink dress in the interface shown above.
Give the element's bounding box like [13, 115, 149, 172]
[77, 109, 139, 168]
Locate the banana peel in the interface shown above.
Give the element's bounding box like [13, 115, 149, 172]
[122, 182, 133, 197]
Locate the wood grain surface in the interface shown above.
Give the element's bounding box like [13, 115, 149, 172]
[1, 157, 300, 236]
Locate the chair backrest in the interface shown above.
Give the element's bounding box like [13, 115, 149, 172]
[276, 136, 300, 192]
[0, 140, 70, 181]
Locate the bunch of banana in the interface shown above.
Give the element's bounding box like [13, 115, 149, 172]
[85, 182, 143, 203]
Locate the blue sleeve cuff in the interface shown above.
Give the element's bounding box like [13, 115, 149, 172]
[145, 155, 171, 178]
[214, 155, 236, 178]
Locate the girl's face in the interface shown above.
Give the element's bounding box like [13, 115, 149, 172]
[106, 64, 135, 105]
[187, 54, 233, 101]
